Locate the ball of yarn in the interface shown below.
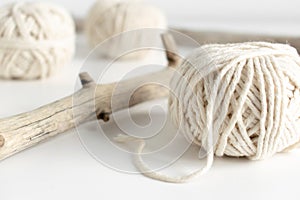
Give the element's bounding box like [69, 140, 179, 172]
[116, 42, 300, 183]
[85, 0, 167, 59]
[0, 2, 75, 80]
[169, 42, 300, 161]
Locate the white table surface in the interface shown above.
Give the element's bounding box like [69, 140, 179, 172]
[1, 29, 300, 200]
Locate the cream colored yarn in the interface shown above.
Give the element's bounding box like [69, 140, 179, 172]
[117, 42, 300, 183]
[85, 0, 167, 59]
[0, 2, 75, 80]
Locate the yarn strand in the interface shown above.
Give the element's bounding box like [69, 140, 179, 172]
[114, 134, 214, 183]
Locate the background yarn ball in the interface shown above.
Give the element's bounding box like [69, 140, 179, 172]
[0, 2, 75, 80]
[85, 0, 167, 59]
[169, 42, 300, 161]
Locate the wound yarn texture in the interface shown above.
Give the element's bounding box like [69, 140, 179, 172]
[85, 0, 167, 59]
[119, 42, 300, 183]
[0, 2, 75, 80]
[170, 42, 300, 160]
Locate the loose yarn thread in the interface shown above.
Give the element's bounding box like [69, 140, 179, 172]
[0, 2, 75, 79]
[116, 42, 300, 183]
[85, 0, 167, 59]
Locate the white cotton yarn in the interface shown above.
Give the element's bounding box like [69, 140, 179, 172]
[119, 42, 300, 183]
[85, 0, 167, 59]
[0, 2, 75, 80]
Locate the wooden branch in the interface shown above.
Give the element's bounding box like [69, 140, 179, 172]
[0, 135, 4, 148]
[79, 72, 96, 87]
[74, 16, 300, 51]
[161, 33, 181, 67]
[74, 16, 84, 33]
[0, 33, 180, 161]
[173, 28, 300, 52]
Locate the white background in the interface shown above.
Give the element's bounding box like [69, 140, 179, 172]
[2, 0, 300, 22]
[1, 0, 300, 200]
[1, 0, 300, 33]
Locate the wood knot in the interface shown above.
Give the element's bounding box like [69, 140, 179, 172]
[97, 111, 110, 122]
[0, 135, 4, 147]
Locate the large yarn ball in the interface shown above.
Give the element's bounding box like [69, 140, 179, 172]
[0, 2, 75, 80]
[85, 0, 167, 59]
[169, 42, 300, 160]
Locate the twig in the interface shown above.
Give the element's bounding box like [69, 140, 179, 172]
[0, 33, 181, 161]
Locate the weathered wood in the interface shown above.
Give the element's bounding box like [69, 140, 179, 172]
[74, 16, 84, 33]
[74, 16, 300, 51]
[75, 17, 300, 50]
[161, 33, 181, 67]
[0, 135, 4, 147]
[174, 28, 300, 52]
[0, 33, 181, 161]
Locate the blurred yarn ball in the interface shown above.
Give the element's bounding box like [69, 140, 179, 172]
[85, 0, 167, 59]
[0, 2, 75, 80]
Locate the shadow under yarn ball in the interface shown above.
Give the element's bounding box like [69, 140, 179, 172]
[0, 2, 75, 80]
[85, 0, 167, 59]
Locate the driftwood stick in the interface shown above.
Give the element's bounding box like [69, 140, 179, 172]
[0, 33, 180, 161]
[161, 33, 181, 67]
[74, 15, 300, 52]
[79, 72, 96, 87]
[173, 28, 300, 52]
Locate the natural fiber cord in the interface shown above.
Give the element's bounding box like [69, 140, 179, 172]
[0, 2, 75, 79]
[117, 42, 300, 183]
